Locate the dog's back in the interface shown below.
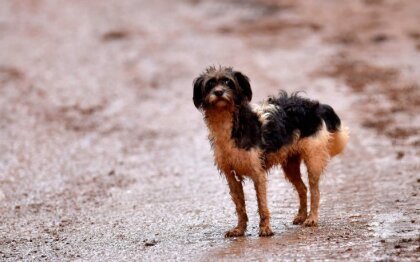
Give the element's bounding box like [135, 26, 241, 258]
[255, 91, 349, 158]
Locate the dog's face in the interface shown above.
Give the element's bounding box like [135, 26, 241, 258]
[193, 66, 252, 110]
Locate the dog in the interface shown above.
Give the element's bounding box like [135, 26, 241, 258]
[193, 66, 349, 237]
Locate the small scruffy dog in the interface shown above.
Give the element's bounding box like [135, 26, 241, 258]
[193, 66, 349, 237]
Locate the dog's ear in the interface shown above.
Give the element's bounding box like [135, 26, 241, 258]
[193, 76, 204, 109]
[234, 71, 252, 102]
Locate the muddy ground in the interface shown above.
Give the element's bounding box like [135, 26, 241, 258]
[0, 0, 419, 261]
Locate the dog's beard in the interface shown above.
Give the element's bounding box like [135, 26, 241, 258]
[215, 100, 228, 107]
[208, 94, 232, 108]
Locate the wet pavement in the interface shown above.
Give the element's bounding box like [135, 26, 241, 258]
[0, 0, 419, 261]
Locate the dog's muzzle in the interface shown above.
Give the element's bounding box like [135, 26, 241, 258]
[214, 89, 224, 97]
[212, 86, 225, 97]
[208, 86, 232, 107]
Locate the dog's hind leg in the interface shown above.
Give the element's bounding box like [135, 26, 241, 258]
[252, 170, 274, 237]
[305, 170, 321, 227]
[224, 171, 248, 237]
[302, 150, 329, 227]
[282, 155, 308, 225]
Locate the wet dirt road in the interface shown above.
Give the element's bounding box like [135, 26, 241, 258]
[0, 0, 419, 261]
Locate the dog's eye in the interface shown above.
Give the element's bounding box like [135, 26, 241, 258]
[205, 79, 216, 90]
[224, 79, 233, 88]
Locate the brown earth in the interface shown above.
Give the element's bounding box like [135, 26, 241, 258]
[0, 0, 419, 261]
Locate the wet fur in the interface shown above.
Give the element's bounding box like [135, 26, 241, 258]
[193, 66, 349, 237]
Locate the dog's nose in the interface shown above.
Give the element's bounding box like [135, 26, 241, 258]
[214, 90, 224, 97]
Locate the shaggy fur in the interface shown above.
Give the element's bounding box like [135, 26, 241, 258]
[193, 66, 349, 237]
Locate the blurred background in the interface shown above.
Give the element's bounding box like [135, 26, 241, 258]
[0, 0, 419, 260]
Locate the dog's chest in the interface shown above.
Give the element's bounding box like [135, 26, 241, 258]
[207, 113, 262, 176]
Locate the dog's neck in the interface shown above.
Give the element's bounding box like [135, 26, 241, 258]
[204, 106, 235, 145]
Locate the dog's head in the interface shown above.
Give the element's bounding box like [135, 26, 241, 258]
[193, 66, 252, 110]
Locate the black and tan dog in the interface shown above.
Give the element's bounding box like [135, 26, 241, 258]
[193, 66, 349, 237]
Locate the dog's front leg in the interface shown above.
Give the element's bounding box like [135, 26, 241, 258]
[224, 171, 247, 238]
[252, 172, 274, 237]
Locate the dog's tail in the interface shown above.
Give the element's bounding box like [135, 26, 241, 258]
[328, 125, 350, 157]
[318, 104, 350, 157]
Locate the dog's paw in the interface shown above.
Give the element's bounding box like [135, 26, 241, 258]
[224, 227, 245, 238]
[303, 216, 318, 227]
[292, 213, 307, 225]
[259, 226, 274, 237]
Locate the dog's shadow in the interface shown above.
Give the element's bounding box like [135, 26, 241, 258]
[208, 226, 322, 259]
